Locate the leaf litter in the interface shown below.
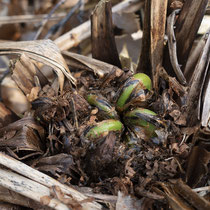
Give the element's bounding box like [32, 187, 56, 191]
[0, 0, 209, 209]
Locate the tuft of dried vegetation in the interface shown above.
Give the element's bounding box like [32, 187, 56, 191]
[0, 0, 209, 209]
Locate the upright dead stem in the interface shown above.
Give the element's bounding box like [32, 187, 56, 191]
[91, 0, 121, 68]
[137, 0, 168, 92]
[175, 0, 208, 68]
[185, 31, 210, 125]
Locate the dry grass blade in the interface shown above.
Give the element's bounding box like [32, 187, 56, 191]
[0, 153, 102, 210]
[0, 40, 76, 91]
[193, 186, 210, 193]
[54, 0, 144, 51]
[63, 51, 123, 78]
[0, 13, 66, 25]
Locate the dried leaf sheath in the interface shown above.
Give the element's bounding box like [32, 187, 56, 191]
[185, 30, 210, 125]
[0, 40, 76, 91]
[91, 0, 121, 68]
[137, 0, 168, 91]
[0, 117, 45, 159]
[175, 0, 209, 67]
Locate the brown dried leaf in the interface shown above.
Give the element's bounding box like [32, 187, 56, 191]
[1, 76, 30, 115]
[11, 54, 39, 95]
[0, 40, 76, 91]
[0, 117, 45, 159]
[34, 153, 75, 177]
[159, 67, 187, 96]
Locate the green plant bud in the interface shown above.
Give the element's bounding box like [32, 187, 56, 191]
[124, 108, 164, 137]
[84, 119, 124, 140]
[122, 84, 152, 110]
[87, 94, 119, 119]
[116, 73, 152, 112]
[133, 73, 152, 90]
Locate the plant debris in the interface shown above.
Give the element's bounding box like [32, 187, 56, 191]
[0, 0, 209, 209]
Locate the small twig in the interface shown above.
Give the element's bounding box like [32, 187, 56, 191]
[193, 186, 210, 193]
[0, 13, 66, 25]
[164, 157, 173, 161]
[174, 158, 185, 174]
[167, 9, 187, 85]
[0, 152, 102, 209]
[34, 0, 67, 40]
[44, 0, 82, 39]
[179, 133, 186, 146]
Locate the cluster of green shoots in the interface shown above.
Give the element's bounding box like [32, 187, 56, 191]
[83, 73, 165, 145]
